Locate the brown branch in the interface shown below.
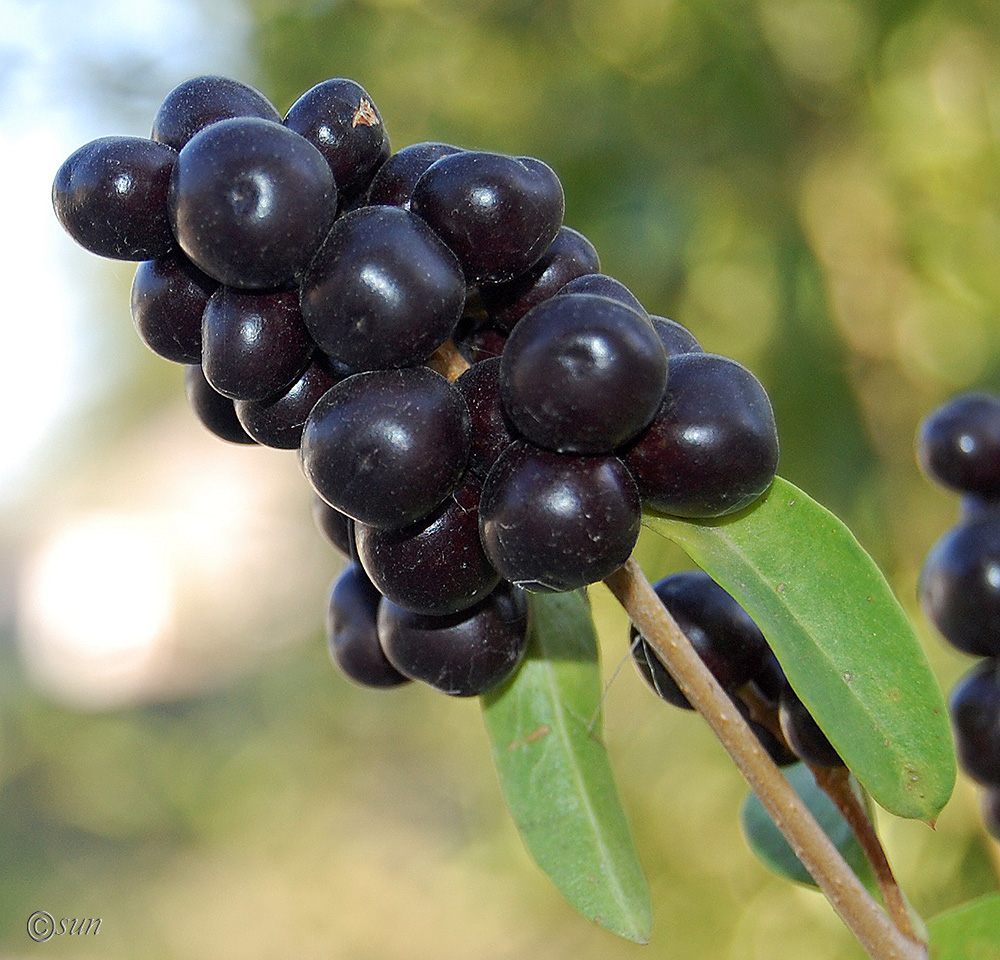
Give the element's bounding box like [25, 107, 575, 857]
[604, 557, 927, 960]
[428, 340, 470, 382]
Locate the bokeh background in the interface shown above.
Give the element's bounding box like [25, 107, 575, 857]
[2, 0, 999, 957]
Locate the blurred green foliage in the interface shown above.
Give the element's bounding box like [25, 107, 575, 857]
[4, 0, 1000, 956]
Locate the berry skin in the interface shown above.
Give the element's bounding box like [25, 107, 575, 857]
[183, 364, 256, 445]
[919, 515, 1000, 657]
[326, 564, 410, 688]
[299, 205, 465, 371]
[235, 354, 344, 449]
[151, 75, 282, 151]
[557, 273, 646, 316]
[201, 286, 314, 401]
[301, 367, 471, 528]
[650, 315, 703, 357]
[779, 686, 843, 768]
[312, 493, 355, 558]
[131, 251, 217, 364]
[366, 141, 463, 209]
[284, 78, 390, 202]
[629, 570, 770, 709]
[410, 151, 565, 283]
[355, 473, 500, 616]
[377, 583, 528, 697]
[948, 657, 1000, 787]
[918, 392, 1000, 499]
[623, 353, 779, 518]
[479, 442, 641, 592]
[168, 117, 336, 289]
[501, 293, 668, 454]
[52, 136, 177, 260]
[479, 226, 600, 333]
[454, 357, 520, 478]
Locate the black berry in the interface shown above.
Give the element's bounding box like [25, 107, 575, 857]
[183, 364, 256, 445]
[948, 657, 1000, 787]
[918, 392, 1000, 499]
[779, 686, 843, 768]
[366, 141, 463, 209]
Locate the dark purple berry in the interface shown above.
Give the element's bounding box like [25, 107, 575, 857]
[479, 442, 640, 592]
[312, 493, 355, 558]
[235, 354, 344, 449]
[301, 367, 471, 528]
[151, 75, 281, 151]
[366, 141, 463, 209]
[557, 273, 646, 315]
[624, 353, 779, 518]
[651, 315, 703, 356]
[919, 515, 1000, 657]
[131, 251, 217, 363]
[355, 473, 500, 616]
[299, 205, 465, 370]
[410, 151, 564, 283]
[183, 364, 256, 444]
[168, 117, 336, 289]
[455, 357, 520, 478]
[779, 686, 843, 768]
[202, 286, 314, 401]
[479, 226, 600, 333]
[918, 392, 1000, 499]
[284, 78, 390, 202]
[327, 564, 409, 688]
[949, 658, 1000, 787]
[53, 136, 177, 260]
[377, 583, 528, 697]
[629, 570, 770, 708]
[501, 293, 667, 454]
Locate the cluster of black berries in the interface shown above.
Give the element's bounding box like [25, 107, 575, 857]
[918, 393, 1000, 840]
[52, 74, 780, 700]
[630, 572, 845, 770]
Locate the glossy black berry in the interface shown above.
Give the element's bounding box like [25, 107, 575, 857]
[151, 75, 281, 151]
[235, 354, 344, 449]
[377, 583, 528, 696]
[479, 442, 640, 592]
[779, 686, 843, 768]
[299, 205, 465, 370]
[301, 367, 471, 528]
[556, 273, 646, 315]
[284, 78, 390, 202]
[183, 364, 256, 444]
[949, 657, 1000, 787]
[327, 564, 410, 688]
[454, 357, 520, 478]
[624, 353, 779, 518]
[919, 515, 1000, 657]
[168, 117, 336, 289]
[53, 136, 177, 260]
[479, 226, 600, 333]
[355, 473, 500, 616]
[410, 151, 564, 283]
[629, 570, 770, 708]
[202, 286, 314, 401]
[501, 293, 668, 454]
[918, 392, 1000, 499]
[366, 141, 463, 209]
[131, 251, 217, 363]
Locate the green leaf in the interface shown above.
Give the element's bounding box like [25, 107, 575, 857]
[644, 476, 955, 822]
[928, 893, 1000, 960]
[481, 591, 652, 944]
[740, 763, 875, 890]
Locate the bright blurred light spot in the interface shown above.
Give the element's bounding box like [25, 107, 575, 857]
[19, 513, 175, 707]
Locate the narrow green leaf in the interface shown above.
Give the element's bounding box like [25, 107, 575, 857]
[644, 476, 955, 822]
[740, 763, 875, 890]
[481, 591, 652, 944]
[927, 892, 1000, 960]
